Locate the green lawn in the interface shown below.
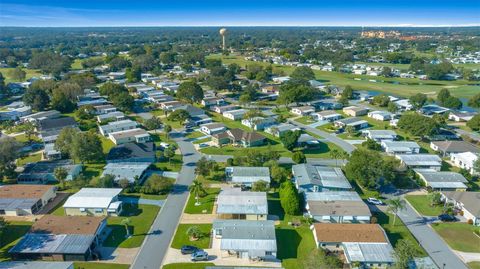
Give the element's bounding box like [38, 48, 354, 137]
[171, 224, 212, 249]
[0, 221, 33, 261]
[186, 131, 205, 139]
[120, 192, 168, 200]
[208, 54, 480, 99]
[154, 153, 183, 172]
[184, 188, 220, 214]
[82, 163, 106, 181]
[376, 211, 426, 256]
[296, 116, 316, 125]
[431, 223, 480, 253]
[469, 262, 480, 269]
[16, 152, 42, 166]
[193, 137, 211, 144]
[0, 68, 42, 83]
[103, 203, 160, 248]
[74, 263, 130, 269]
[100, 136, 116, 154]
[12, 134, 41, 143]
[405, 195, 444, 216]
[162, 263, 215, 269]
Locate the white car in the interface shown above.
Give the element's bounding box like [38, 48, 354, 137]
[367, 197, 384, 205]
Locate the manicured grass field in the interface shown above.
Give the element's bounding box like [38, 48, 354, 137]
[82, 163, 106, 181]
[405, 195, 444, 216]
[162, 263, 215, 269]
[184, 188, 220, 214]
[74, 262, 130, 269]
[469, 262, 480, 269]
[431, 223, 480, 253]
[103, 203, 160, 248]
[120, 192, 168, 201]
[100, 136, 115, 154]
[151, 133, 183, 172]
[12, 133, 41, 143]
[295, 116, 316, 125]
[376, 211, 426, 256]
[170, 224, 212, 249]
[208, 54, 480, 99]
[16, 152, 42, 166]
[0, 221, 33, 261]
[186, 131, 205, 139]
[0, 68, 42, 83]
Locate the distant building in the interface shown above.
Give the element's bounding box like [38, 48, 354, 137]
[212, 129, 266, 148]
[264, 123, 299, 137]
[343, 106, 368, 117]
[396, 154, 442, 171]
[107, 142, 155, 163]
[291, 106, 315, 116]
[441, 191, 480, 226]
[381, 141, 420, 155]
[102, 162, 150, 184]
[448, 112, 476, 122]
[450, 152, 478, 175]
[430, 140, 479, 157]
[363, 130, 397, 142]
[367, 111, 393, 121]
[108, 128, 151, 145]
[415, 170, 468, 191]
[17, 160, 82, 184]
[98, 119, 137, 136]
[334, 117, 369, 130]
[305, 192, 371, 223]
[0, 262, 74, 269]
[311, 110, 342, 122]
[199, 123, 226, 135]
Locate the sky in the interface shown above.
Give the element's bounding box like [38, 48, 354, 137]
[1, 0, 479, 27]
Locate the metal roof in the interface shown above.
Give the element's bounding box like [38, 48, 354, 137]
[307, 200, 371, 217]
[63, 188, 122, 209]
[10, 234, 94, 254]
[0, 198, 38, 211]
[213, 220, 276, 252]
[396, 154, 442, 166]
[305, 191, 361, 202]
[292, 164, 352, 189]
[226, 167, 271, 184]
[344, 243, 394, 263]
[102, 162, 149, 183]
[382, 141, 420, 151]
[365, 130, 397, 138]
[216, 189, 268, 215]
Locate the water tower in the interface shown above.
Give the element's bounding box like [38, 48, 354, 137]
[219, 28, 227, 50]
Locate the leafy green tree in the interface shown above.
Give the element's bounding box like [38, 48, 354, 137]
[71, 132, 104, 163]
[344, 148, 397, 190]
[427, 191, 442, 207]
[186, 225, 203, 240]
[387, 102, 398, 113]
[51, 90, 76, 113]
[23, 121, 36, 143]
[290, 66, 315, 81]
[189, 180, 207, 206]
[0, 217, 8, 246]
[362, 139, 382, 151]
[393, 239, 420, 269]
[372, 94, 390, 107]
[164, 125, 172, 139]
[163, 147, 175, 164]
[468, 93, 480, 108]
[54, 127, 78, 157]
[111, 92, 134, 112]
[329, 149, 341, 166]
[279, 81, 316, 106]
[23, 88, 50, 111]
[142, 174, 174, 194]
[292, 151, 306, 164]
[29, 79, 57, 95]
[9, 67, 26, 81]
[387, 198, 406, 226]
[96, 174, 115, 188]
[0, 72, 6, 95]
[252, 180, 269, 192]
[99, 82, 128, 96]
[437, 88, 451, 105]
[269, 164, 290, 185]
[467, 114, 480, 131]
[409, 93, 427, 110]
[341, 85, 354, 99]
[126, 66, 142, 83]
[195, 157, 217, 177]
[54, 167, 68, 190]
[167, 109, 190, 124]
[381, 66, 392, 77]
[280, 130, 301, 151]
[0, 137, 21, 181]
[303, 248, 343, 269]
[143, 116, 162, 131]
[345, 125, 357, 137]
[176, 81, 204, 103]
[108, 56, 131, 71]
[279, 181, 300, 215]
[398, 113, 439, 136]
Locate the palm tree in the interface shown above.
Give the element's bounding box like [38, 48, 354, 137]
[189, 180, 206, 206]
[121, 218, 131, 238]
[387, 198, 406, 226]
[186, 225, 203, 241]
[164, 124, 172, 139]
[329, 149, 340, 166]
[339, 151, 349, 166]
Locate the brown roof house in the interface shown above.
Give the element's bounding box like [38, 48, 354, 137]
[430, 140, 480, 157]
[212, 128, 266, 148]
[442, 191, 480, 226]
[10, 215, 107, 261]
[312, 223, 394, 268]
[0, 185, 57, 216]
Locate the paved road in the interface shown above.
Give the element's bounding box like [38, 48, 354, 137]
[130, 132, 200, 269]
[288, 119, 356, 153]
[397, 202, 468, 269]
[455, 128, 480, 141]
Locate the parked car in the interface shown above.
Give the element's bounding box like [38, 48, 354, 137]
[181, 245, 199, 255]
[191, 250, 209, 261]
[367, 197, 384, 205]
[438, 214, 458, 222]
[199, 143, 209, 148]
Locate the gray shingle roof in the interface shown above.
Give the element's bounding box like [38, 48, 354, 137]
[212, 220, 276, 252]
[396, 154, 442, 166]
[216, 189, 268, 215]
[416, 170, 468, 189]
[442, 191, 480, 217]
[292, 164, 352, 189]
[226, 167, 271, 184]
[10, 234, 95, 254]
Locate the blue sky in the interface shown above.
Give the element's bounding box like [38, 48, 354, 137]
[1, 0, 479, 27]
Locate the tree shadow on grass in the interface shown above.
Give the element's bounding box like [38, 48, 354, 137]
[275, 228, 302, 259]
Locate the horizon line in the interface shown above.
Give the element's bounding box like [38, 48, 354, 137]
[2, 24, 480, 28]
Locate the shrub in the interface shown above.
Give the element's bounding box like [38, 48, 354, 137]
[467, 219, 474, 225]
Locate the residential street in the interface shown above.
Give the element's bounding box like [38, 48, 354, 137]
[289, 119, 356, 153]
[130, 132, 200, 269]
[397, 202, 469, 269]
